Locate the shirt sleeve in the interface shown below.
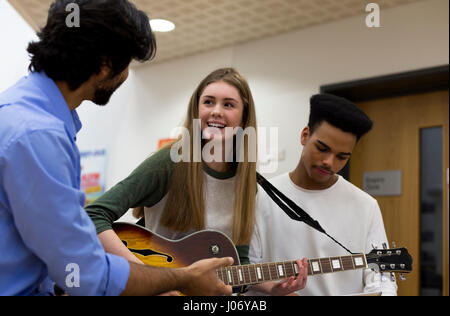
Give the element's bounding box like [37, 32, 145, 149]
[2, 129, 129, 296]
[85, 147, 175, 234]
[363, 199, 398, 296]
[236, 245, 250, 265]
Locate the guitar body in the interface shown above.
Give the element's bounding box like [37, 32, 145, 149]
[113, 222, 241, 269]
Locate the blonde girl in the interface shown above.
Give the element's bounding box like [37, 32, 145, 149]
[86, 68, 307, 295]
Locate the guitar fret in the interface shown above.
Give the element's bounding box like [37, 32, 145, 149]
[262, 264, 271, 281]
[307, 260, 313, 275]
[283, 261, 294, 278]
[284, 261, 295, 277]
[309, 259, 321, 275]
[269, 263, 278, 280]
[318, 259, 323, 274]
[237, 267, 244, 283]
[256, 264, 263, 281]
[249, 264, 257, 283]
[232, 266, 239, 285]
[290, 261, 297, 277]
[277, 264, 283, 277]
[320, 258, 332, 274]
[273, 263, 279, 279]
[337, 257, 344, 271]
[284, 262, 288, 276]
[219, 268, 225, 284]
[243, 265, 251, 284]
[277, 263, 282, 278]
[254, 264, 262, 281]
[222, 268, 227, 283]
[216, 269, 221, 282]
[341, 256, 354, 270]
[227, 268, 234, 285]
[353, 255, 367, 269]
[330, 257, 344, 271]
[278, 263, 284, 278]
[278, 262, 286, 279]
[268, 264, 275, 280]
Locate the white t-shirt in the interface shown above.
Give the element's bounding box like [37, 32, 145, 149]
[248, 173, 398, 296]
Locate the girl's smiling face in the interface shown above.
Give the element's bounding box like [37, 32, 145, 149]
[198, 80, 244, 142]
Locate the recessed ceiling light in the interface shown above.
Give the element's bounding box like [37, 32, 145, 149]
[150, 19, 176, 32]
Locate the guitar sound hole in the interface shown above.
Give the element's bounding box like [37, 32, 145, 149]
[122, 240, 174, 262]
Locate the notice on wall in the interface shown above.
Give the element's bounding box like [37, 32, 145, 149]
[363, 170, 402, 196]
[80, 148, 107, 206]
[158, 138, 176, 149]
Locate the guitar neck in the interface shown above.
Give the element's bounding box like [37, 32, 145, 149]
[216, 254, 368, 287]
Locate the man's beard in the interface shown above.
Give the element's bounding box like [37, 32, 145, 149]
[92, 86, 115, 106]
[92, 77, 125, 106]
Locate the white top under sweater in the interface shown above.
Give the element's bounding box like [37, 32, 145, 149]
[144, 171, 235, 241]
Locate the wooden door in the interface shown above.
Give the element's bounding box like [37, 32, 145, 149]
[349, 90, 449, 296]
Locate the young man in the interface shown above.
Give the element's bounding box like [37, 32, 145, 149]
[249, 94, 398, 296]
[0, 0, 232, 296]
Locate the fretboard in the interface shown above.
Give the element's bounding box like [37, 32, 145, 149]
[216, 254, 368, 287]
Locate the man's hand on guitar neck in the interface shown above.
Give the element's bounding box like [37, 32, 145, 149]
[121, 257, 234, 296]
[179, 257, 235, 296]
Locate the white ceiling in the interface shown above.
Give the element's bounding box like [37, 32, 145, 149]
[8, 0, 423, 65]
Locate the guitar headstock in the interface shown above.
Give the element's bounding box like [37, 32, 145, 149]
[366, 247, 413, 276]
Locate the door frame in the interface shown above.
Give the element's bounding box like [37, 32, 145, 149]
[320, 64, 449, 296]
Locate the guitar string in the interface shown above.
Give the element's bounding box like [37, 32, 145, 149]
[217, 256, 366, 285]
[218, 253, 406, 285]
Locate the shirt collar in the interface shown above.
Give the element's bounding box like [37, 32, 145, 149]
[28, 71, 82, 140]
[202, 162, 237, 180]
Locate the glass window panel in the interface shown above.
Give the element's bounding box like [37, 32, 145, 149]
[420, 127, 443, 296]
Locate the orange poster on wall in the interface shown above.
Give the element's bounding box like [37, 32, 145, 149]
[158, 138, 176, 149]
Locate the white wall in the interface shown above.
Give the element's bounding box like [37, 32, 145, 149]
[0, 0, 37, 92]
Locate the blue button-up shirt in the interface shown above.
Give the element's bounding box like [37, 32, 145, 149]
[0, 72, 130, 296]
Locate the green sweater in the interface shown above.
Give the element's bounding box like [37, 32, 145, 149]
[85, 147, 249, 264]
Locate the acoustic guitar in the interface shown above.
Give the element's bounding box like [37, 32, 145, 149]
[113, 222, 412, 291]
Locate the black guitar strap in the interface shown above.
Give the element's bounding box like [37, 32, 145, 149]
[256, 172, 355, 255]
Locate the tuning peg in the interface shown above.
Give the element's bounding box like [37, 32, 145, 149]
[372, 243, 378, 249]
[391, 241, 397, 248]
[382, 243, 388, 249]
[399, 274, 406, 281]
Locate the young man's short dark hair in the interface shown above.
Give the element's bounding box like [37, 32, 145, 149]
[308, 93, 373, 141]
[27, 0, 156, 90]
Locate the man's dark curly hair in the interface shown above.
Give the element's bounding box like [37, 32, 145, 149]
[27, 0, 156, 90]
[308, 94, 373, 141]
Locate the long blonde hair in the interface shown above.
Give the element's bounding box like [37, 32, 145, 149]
[134, 68, 257, 245]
